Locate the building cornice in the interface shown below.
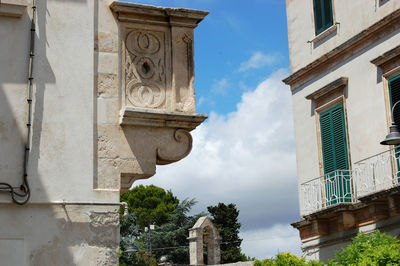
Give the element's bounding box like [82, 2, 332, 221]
[283, 8, 400, 90]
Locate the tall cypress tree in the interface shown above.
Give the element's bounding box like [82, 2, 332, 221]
[207, 203, 244, 263]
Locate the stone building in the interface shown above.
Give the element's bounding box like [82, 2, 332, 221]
[0, 0, 207, 265]
[284, 0, 400, 262]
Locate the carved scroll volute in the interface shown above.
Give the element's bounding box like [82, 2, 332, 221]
[124, 29, 169, 110]
[156, 129, 193, 165]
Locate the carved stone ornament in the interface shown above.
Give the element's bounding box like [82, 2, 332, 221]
[125, 29, 166, 109]
[111, 1, 209, 113]
[110, 2, 209, 192]
[156, 129, 192, 165]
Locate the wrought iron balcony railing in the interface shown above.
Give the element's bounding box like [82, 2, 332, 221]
[300, 149, 400, 216]
[353, 148, 400, 198]
[300, 170, 355, 216]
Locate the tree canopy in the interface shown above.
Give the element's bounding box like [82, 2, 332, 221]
[120, 185, 203, 265]
[121, 184, 179, 228]
[207, 202, 245, 263]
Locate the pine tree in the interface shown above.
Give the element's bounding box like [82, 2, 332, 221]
[207, 203, 245, 263]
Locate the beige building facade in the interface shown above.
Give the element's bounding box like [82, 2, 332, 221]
[0, 0, 207, 265]
[284, 0, 400, 262]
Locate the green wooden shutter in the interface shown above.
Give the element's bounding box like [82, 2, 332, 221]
[313, 0, 334, 35]
[320, 103, 350, 206]
[320, 103, 349, 174]
[389, 74, 400, 125]
[388, 74, 400, 182]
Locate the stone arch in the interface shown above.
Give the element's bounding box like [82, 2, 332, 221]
[188, 216, 221, 265]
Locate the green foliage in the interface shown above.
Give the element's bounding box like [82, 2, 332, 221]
[207, 203, 243, 263]
[120, 185, 202, 265]
[119, 213, 149, 266]
[327, 230, 400, 266]
[121, 185, 179, 228]
[151, 198, 204, 264]
[253, 252, 323, 266]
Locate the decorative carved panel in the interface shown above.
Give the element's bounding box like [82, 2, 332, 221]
[125, 29, 167, 109]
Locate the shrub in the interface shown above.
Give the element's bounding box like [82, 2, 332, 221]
[253, 252, 323, 266]
[327, 230, 400, 266]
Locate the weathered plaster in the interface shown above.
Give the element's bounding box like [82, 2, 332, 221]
[0, 0, 207, 264]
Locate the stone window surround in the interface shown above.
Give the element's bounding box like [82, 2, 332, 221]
[371, 45, 400, 132]
[306, 77, 351, 177]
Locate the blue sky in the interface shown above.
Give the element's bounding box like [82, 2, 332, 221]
[125, 0, 289, 115]
[125, 0, 300, 260]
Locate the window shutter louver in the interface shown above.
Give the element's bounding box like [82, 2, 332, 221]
[388, 74, 400, 183]
[320, 112, 335, 174]
[389, 75, 400, 125]
[313, 0, 323, 34]
[320, 103, 349, 175]
[332, 107, 348, 171]
[320, 103, 350, 206]
[323, 0, 333, 30]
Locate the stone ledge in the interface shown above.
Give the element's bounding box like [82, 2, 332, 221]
[120, 107, 207, 131]
[309, 23, 338, 44]
[0, 0, 27, 18]
[110, 1, 209, 28]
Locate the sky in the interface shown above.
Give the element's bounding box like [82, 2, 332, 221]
[124, 0, 301, 259]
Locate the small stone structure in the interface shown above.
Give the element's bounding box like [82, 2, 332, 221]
[188, 216, 221, 265]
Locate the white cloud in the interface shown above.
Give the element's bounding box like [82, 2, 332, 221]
[240, 224, 302, 260]
[136, 69, 300, 259]
[212, 78, 230, 95]
[238, 51, 281, 72]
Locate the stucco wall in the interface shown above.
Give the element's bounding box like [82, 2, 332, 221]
[286, 0, 400, 73]
[0, 0, 120, 264]
[292, 31, 400, 214]
[0, 0, 207, 264]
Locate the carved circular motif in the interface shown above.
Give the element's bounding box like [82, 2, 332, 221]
[127, 82, 165, 108]
[136, 57, 155, 79]
[126, 30, 160, 55]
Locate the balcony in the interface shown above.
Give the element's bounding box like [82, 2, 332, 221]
[300, 148, 400, 216]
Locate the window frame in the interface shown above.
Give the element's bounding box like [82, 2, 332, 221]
[313, 0, 334, 36]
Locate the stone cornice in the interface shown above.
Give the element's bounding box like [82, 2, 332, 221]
[110, 2, 209, 28]
[283, 8, 400, 90]
[305, 77, 348, 100]
[371, 44, 400, 66]
[120, 107, 207, 131]
[0, 0, 27, 18]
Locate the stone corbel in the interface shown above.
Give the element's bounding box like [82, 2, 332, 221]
[107, 2, 208, 193]
[120, 107, 207, 166]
